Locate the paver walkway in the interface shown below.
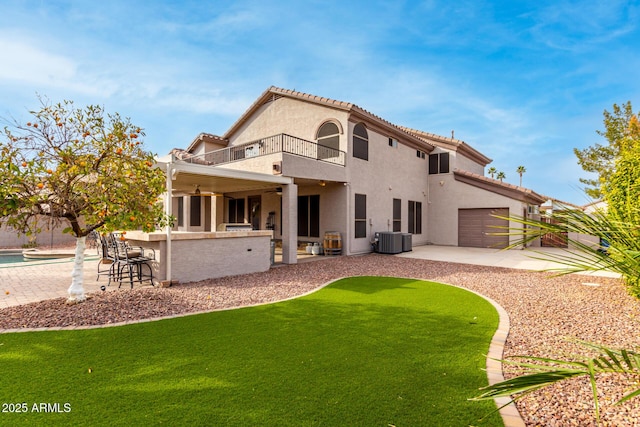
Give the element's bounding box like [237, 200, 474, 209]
[0, 253, 152, 308]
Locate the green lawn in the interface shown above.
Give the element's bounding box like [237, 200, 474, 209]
[0, 276, 502, 426]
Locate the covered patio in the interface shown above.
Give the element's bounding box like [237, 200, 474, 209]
[126, 153, 298, 285]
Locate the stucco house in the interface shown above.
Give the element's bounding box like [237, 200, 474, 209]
[156, 86, 545, 269]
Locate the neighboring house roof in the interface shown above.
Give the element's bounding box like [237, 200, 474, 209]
[582, 199, 607, 214]
[400, 126, 492, 167]
[581, 199, 605, 209]
[223, 86, 436, 153]
[539, 196, 584, 211]
[184, 133, 228, 154]
[453, 169, 546, 205]
[168, 148, 210, 164]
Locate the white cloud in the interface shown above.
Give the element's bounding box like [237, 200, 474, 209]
[0, 33, 124, 98]
[528, 0, 639, 51]
[0, 36, 76, 85]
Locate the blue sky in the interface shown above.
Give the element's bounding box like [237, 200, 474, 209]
[1, 0, 639, 205]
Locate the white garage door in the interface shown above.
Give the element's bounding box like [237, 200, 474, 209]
[458, 208, 509, 248]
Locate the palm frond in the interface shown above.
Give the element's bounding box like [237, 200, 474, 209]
[492, 208, 640, 284]
[473, 343, 640, 424]
[474, 369, 586, 400]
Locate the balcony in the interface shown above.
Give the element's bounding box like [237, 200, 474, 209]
[181, 133, 346, 167]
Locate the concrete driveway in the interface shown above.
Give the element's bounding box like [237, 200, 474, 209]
[398, 245, 620, 278]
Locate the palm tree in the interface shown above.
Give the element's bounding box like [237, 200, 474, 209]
[496, 171, 506, 182]
[487, 166, 497, 179]
[516, 165, 526, 187]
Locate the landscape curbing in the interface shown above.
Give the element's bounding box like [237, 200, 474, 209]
[467, 288, 526, 427]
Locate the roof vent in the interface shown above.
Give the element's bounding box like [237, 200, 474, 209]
[263, 93, 283, 106]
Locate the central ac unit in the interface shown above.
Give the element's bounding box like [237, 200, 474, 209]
[375, 232, 403, 254]
[402, 233, 412, 252]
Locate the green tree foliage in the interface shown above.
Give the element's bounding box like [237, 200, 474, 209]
[600, 113, 640, 290]
[601, 114, 640, 225]
[487, 166, 497, 179]
[0, 98, 169, 302]
[574, 101, 637, 199]
[496, 171, 506, 182]
[0, 99, 167, 237]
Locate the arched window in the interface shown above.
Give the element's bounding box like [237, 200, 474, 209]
[353, 123, 368, 161]
[316, 122, 340, 160]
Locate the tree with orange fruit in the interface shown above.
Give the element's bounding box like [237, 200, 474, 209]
[0, 98, 170, 303]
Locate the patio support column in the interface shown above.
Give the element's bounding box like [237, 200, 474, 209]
[282, 183, 298, 264]
[164, 159, 173, 284]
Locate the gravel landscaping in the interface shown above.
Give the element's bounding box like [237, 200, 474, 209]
[1, 253, 639, 426]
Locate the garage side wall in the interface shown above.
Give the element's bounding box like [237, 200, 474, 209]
[427, 175, 528, 247]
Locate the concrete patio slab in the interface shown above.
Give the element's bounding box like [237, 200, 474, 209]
[398, 245, 620, 278]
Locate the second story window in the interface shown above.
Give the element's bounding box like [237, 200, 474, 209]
[353, 123, 368, 161]
[317, 122, 340, 160]
[429, 152, 450, 174]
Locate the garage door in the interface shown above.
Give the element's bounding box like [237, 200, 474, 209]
[458, 208, 509, 248]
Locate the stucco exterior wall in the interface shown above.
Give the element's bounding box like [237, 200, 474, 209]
[570, 232, 599, 250]
[228, 97, 350, 153]
[1, 221, 77, 248]
[281, 154, 348, 182]
[286, 184, 349, 249]
[217, 151, 347, 182]
[181, 91, 537, 258]
[454, 152, 485, 175]
[224, 184, 348, 251]
[428, 146, 485, 176]
[190, 141, 226, 156]
[126, 231, 272, 284]
[216, 152, 283, 174]
[347, 121, 430, 254]
[427, 175, 528, 246]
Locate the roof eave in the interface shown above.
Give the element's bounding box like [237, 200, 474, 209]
[185, 133, 227, 154]
[453, 170, 546, 205]
[348, 107, 435, 152]
[402, 127, 491, 166]
[224, 86, 435, 152]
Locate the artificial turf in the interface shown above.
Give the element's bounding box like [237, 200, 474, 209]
[0, 276, 502, 426]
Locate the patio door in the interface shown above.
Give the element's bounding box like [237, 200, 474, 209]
[249, 196, 261, 230]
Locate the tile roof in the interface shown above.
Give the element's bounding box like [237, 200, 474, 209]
[184, 133, 227, 154]
[453, 169, 546, 205]
[400, 126, 492, 166]
[539, 196, 585, 211]
[223, 86, 435, 152]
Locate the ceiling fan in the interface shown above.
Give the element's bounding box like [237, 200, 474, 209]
[264, 187, 283, 195]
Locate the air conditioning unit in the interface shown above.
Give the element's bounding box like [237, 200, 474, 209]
[375, 232, 403, 254]
[402, 233, 412, 252]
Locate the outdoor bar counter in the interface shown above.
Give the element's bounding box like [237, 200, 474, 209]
[125, 230, 273, 285]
